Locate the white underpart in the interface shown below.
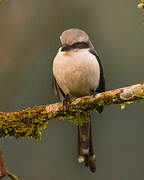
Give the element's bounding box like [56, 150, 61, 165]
[53, 48, 100, 97]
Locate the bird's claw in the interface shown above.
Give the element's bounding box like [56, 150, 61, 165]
[63, 94, 70, 110]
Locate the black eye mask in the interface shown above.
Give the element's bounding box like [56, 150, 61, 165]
[61, 42, 89, 51]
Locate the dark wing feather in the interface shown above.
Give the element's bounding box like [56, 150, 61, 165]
[52, 75, 65, 102]
[89, 49, 105, 93]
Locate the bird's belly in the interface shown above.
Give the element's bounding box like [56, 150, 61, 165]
[53, 50, 100, 97]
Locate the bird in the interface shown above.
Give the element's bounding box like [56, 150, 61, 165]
[52, 28, 105, 173]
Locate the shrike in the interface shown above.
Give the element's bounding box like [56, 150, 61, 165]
[52, 28, 105, 173]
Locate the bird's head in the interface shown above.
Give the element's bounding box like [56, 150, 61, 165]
[60, 28, 91, 52]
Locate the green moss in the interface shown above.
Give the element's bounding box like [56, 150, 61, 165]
[97, 99, 105, 106]
[0, 103, 92, 138]
[0, 106, 49, 139]
[68, 111, 90, 126]
[135, 93, 144, 98]
[120, 101, 134, 110]
[1, 85, 143, 139]
[56, 104, 91, 126]
[121, 103, 126, 109]
[138, 2, 144, 9]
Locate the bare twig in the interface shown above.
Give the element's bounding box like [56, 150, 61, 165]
[0, 149, 18, 180]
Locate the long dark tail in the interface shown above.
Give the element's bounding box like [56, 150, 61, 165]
[77, 112, 96, 173]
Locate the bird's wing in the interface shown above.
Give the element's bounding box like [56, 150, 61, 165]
[52, 75, 65, 102]
[89, 49, 105, 93]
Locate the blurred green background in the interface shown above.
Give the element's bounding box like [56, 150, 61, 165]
[0, 0, 144, 179]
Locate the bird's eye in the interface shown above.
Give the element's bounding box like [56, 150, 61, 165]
[61, 44, 71, 51]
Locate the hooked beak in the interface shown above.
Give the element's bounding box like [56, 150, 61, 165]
[61, 44, 71, 51]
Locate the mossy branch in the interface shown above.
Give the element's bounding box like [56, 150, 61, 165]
[0, 82, 144, 139]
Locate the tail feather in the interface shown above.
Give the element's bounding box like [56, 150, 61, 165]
[77, 112, 96, 173]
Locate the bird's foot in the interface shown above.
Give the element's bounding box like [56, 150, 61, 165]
[63, 94, 70, 110]
[89, 89, 104, 113]
[89, 89, 97, 97]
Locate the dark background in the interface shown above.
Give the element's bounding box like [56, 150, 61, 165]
[0, 0, 144, 179]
